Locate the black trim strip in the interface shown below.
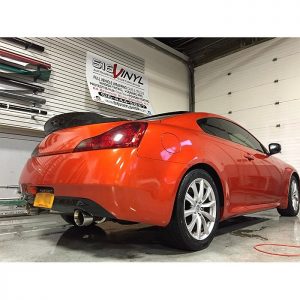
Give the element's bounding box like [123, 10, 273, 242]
[3, 38, 45, 52]
[0, 91, 46, 105]
[53, 197, 115, 219]
[23, 194, 115, 219]
[0, 101, 47, 115]
[52, 197, 114, 218]
[0, 76, 45, 93]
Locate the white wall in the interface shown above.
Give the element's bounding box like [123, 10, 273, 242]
[0, 38, 189, 132]
[195, 38, 300, 172]
[0, 131, 41, 198]
[0, 38, 189, 196]
[102, 38, 189, 113]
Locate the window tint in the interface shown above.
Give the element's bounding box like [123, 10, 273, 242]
[197, 118, 265, 153]
[197, 118, 229, 140]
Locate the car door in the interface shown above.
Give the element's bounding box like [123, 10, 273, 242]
[197, 118, 261, 209]
[237, 145, 283, 204]
[219, 119, 283, 205]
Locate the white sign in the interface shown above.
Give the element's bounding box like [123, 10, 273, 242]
[86, 52, 153, 115]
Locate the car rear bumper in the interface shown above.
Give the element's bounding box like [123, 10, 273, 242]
[23, 194, 115, 218]
[19, 148, 185, 226]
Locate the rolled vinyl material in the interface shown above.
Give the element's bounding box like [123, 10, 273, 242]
[0, 90, 46, 105]
[0, 76, 44, 93]
[0, 49, 51, 69]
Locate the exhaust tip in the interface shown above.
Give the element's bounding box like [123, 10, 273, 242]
[74, 209, 94, 226]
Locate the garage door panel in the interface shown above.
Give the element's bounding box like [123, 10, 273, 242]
[231, 104, 300, 131]
[195, 69, 229, 89]
[275, 77, 300, 100]
[196, 62, 281, 102]
[195, 77, 231, 101]
[276, 53, 300, 80]
[227, 62, 278, 92]
[277, 100, 300, 123]
[197, 63, 278, 101]
[228, 105, 280, 130]
[195, 96, 229, 115]
[228, 84, 277, 111]
[197, 53, 300, 103]
[196, 39, 300, 84]
[249, 125, 279, 139]
[242, 122, 300, 172]
[195, 38, 300, 174]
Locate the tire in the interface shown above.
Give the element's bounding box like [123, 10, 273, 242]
[277, 175, 300, 217]
[166, 169, 220, 251]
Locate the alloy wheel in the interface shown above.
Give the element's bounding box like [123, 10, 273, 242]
[291, 180, 299, 211]
[184, 178, 216, 240]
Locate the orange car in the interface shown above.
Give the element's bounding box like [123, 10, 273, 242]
[19, 111, 299, 250]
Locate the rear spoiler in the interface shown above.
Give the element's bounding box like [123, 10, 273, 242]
[44, 112, 127, 135]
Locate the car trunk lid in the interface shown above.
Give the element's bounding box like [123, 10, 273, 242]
[38, 112, 129, 156]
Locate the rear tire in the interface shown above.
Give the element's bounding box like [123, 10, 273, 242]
[277, 175, 299, 217]
[165, 169, 220, 251]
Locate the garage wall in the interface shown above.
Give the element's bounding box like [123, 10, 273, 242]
[195, 38, 300, 172]
[0, 38, 189, 196]
[0, 38, 189, 132]
[0, 130, 41, 199]
[102, 38, 189, 113]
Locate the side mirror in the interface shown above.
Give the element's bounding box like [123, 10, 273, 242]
[269, 143, 281, 155]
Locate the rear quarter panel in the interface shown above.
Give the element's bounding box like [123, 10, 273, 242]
[137, 119, 298, 219]
[137, 122, 239, 220]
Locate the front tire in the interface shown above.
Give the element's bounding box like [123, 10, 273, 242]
[166, 169, 220, 251]
[277, 175, 300, 217]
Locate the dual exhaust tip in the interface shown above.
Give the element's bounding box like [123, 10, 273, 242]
[73, 209, 106, 227]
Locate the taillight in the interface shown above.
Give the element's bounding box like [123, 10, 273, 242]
[74, 122, 148, 152]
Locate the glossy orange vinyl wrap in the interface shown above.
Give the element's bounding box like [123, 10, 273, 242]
[19, 112, 298, 226]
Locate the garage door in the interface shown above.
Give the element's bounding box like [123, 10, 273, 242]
[195, 38, 300, 172]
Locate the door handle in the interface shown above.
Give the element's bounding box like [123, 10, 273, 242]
[244, 153, 255, 161]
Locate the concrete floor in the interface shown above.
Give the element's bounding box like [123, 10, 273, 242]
[0, 209, 299, 261]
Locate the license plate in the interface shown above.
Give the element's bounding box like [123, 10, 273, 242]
[33, 193, 54, 209]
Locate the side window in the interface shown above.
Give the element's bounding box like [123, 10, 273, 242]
[197, 118, 265, 153]
[197, 118, 229, 140]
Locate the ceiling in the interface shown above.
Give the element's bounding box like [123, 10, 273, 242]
[155, 38, 272, 67]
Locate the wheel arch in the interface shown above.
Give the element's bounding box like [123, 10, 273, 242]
[278, 169, 299, 209]
[173, 163, 225, 218]
[292, 171, 300, 184]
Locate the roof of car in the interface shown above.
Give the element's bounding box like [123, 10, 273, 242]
[147, 111, 234, 130]
[140, 111, 227, 121]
